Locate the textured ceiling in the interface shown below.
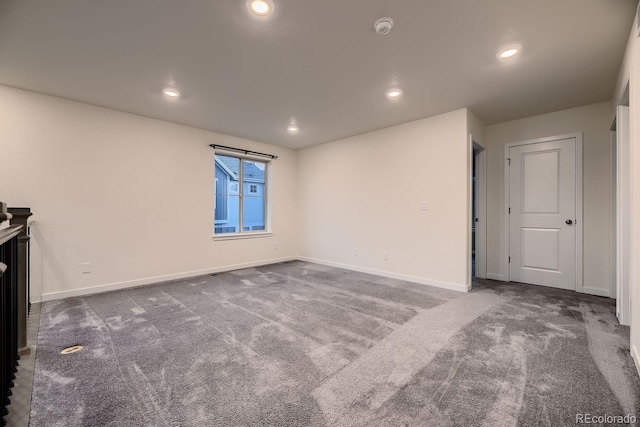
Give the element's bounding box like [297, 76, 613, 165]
[0, 0, 636, 148]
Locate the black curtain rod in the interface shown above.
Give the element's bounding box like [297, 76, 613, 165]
[209, 144, 278, 160]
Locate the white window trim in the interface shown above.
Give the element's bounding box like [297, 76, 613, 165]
[213, 231, 273, 241]
[213, 151, 271, 238]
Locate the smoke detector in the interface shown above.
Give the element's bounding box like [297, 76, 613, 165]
[374, 17, 394, 35]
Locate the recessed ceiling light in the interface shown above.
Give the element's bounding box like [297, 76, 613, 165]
[163, 88, 180, 98]
[287, 124, 299, 134]
[374, 17, 394, 36]
[386, 88, 402, 99]
[249, 0, 272, 16]
[497, 46, 521, 60]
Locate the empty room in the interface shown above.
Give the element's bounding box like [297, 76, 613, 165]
[2, 0, 640, 426]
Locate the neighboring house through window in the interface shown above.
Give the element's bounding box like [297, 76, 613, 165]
[214, 176, 228, 223]
[214, 154, 268, 235]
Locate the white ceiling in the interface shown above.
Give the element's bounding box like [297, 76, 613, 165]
[0, 0, 636, 149]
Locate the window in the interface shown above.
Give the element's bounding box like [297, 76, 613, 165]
[214, 176, 227, 223]
[214, 154, 268, 235]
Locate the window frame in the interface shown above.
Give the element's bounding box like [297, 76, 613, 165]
[213, 151, 271, 240]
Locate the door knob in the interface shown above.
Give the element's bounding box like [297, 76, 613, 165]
[565, 219, 573, 225]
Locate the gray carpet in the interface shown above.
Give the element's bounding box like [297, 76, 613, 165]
[29, 261, 640, 426]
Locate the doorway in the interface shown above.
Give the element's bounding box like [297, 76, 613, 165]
[504, 134, 583, 291]
[471, 138, 486, 281]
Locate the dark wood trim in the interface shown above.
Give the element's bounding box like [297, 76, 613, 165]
[1, 232, 20, 426]
[8, 209, 31, 354]
[0, 226, 22, 247]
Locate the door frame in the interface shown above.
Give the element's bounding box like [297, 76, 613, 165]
[503, 133, 583, 292]
[471, 137, 487, 279]
[613, 104, 631, 324]
[610, 122, 617, 300]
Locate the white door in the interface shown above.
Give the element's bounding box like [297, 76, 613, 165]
[616, 105, 630, 325]
[509, 137, 577, 290]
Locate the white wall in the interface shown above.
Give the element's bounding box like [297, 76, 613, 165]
[485, 101, 614, 296]
[614, 15, 640, 372]
[467, 110, 486, 148]
[0, 85, 298, 301]
[1, 81, 617, 304]
[297, 108, 471, 291]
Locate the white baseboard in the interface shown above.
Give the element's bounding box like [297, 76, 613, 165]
[632, 345, 640, 378]
[297, 257, 470, 293]
[39, 256, 611, 303]
[39, 256, 298, 302]
[581, 286, 611, 298]
[40, 255, 472, 302]
[486, 272, 506, 281]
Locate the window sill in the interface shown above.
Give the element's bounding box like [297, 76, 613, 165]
[213, 232, 273, 241]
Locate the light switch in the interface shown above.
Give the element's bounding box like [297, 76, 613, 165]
[420, 201, 429, 211]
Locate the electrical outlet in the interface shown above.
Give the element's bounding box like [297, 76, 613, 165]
[81, 262, 91, 274]
[354, 248, 359, 256]
[420, 201, 429, 211]
[384, 252, 389, 261]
